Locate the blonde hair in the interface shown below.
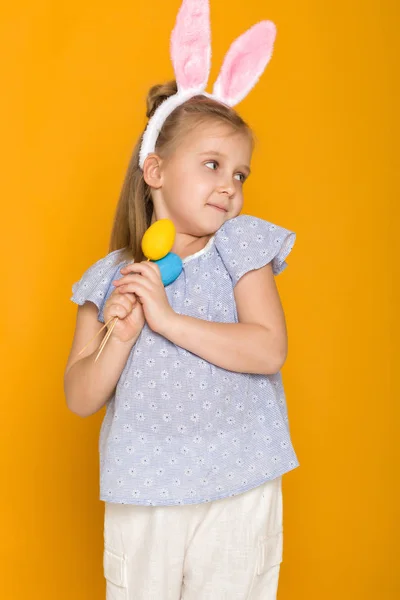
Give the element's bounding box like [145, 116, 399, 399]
[109, 80, 254, 263]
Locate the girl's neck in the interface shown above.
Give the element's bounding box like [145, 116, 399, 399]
[150, 211, 214, 261]
[173, 232, 214, 261]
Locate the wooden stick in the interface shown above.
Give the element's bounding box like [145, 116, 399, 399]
[94, 316, 119, 362]
[79, 259, 147, 360]
[77, 316, 116, 356]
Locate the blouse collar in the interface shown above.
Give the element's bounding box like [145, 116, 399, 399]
[182, 234, 216, 264]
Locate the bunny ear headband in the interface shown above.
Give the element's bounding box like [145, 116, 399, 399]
[138, 0, 277, 169]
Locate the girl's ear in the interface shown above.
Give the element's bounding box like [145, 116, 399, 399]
[170, 0, 211, 92]
[143, 154, 164, 189]
[212, 20, 277, 107]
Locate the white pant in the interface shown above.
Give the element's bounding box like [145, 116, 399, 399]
[103, 476, 283, 600]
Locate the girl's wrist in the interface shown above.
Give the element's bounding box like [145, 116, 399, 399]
[155, 310, 180, 338]
[108, 331, 139, 350]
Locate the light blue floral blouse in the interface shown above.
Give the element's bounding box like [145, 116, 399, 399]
[70, 214, 300, 506]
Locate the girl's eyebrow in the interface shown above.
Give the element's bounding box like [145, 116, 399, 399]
[198, 150, 251, 175]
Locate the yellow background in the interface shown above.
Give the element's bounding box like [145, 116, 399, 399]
[1, 0, 398, 597]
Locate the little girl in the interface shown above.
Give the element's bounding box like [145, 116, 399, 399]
[65, 2, 300, 598]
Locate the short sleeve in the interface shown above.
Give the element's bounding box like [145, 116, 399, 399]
[214, 214, 296, 286]
[70, 249, 129, 323]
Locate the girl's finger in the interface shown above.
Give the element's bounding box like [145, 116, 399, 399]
[113, 273, 153, 291]
[109, 290, 136, 312]
[120, 261, 161, 283]
[115, 289, 136, 300]
[122, 291, 137, 303]
[117, 280, 148, 299]
[141, 261, 162, 278]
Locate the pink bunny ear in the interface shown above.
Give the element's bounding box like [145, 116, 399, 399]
[212, 20, 277, 107]
[170, 0, 211, 92]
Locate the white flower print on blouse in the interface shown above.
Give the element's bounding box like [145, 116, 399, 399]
[70, 214, 299, 506]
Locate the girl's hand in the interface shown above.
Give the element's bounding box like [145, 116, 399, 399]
[113, 261, 176, 335]
[103, 287, 145, 344]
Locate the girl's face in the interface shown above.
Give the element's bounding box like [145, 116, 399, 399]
[152, 121, 253, 237]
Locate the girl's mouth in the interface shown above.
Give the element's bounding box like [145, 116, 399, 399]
[207, 203, 227, 213]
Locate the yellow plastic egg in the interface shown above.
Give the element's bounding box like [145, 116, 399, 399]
[141, 219, 176, 261]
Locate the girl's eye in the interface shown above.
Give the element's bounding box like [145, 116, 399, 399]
[204, 161, 246, 183]
[234, 173, 246, 183]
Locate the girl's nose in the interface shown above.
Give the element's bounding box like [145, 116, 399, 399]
[216, 183, 235, 197]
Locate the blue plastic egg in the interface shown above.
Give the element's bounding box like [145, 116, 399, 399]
[152, 252, 183, 286]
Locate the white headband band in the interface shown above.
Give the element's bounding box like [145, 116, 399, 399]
[138, 0, 277, 170]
